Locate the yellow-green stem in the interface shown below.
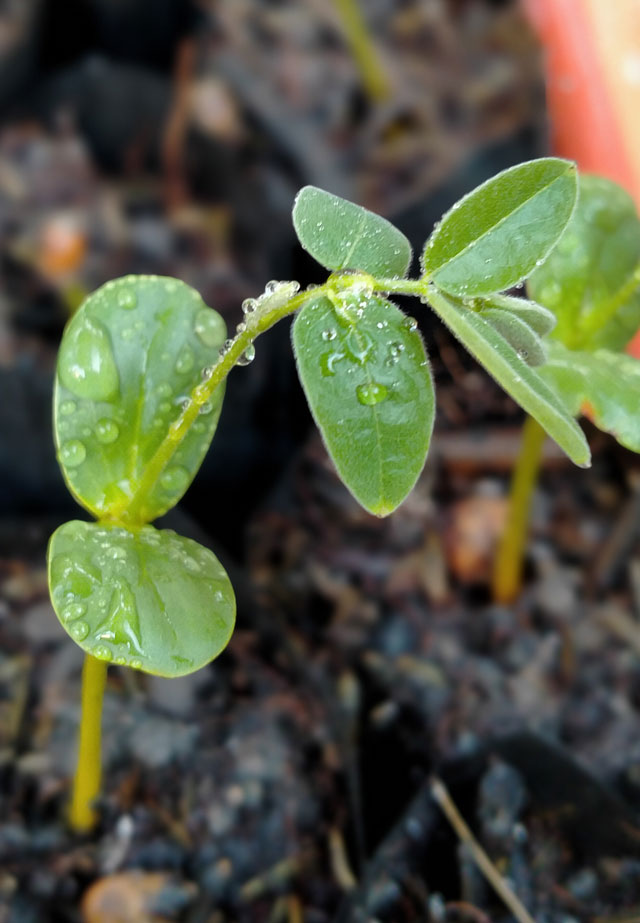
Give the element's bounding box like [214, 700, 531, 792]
[330, 0, 392, 103]
[69, 654, 107, 833]
[492, 415, 547, 604]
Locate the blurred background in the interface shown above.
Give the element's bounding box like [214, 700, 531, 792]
[4, 3, 640, 923]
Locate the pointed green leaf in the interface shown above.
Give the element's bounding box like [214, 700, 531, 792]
[48, 520, 235, 677]
[54, 275, 226, 524]
[427, 287, 590, 466]
[527, 174, 640, 351]
[292, 186, 412, 278]
[292, 294, 434, 515]
[422, 158, 578, 296]
[539, 341, 640, 452]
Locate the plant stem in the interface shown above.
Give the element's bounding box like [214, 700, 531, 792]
[69, 654, 107, 833]
[492, 415, 547, 604]
[330, 0, 392, 103]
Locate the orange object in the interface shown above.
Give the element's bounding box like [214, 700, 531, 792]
[522, 0, 640, 354]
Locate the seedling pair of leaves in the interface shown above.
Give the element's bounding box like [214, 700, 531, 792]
[49, 157, 588, 678]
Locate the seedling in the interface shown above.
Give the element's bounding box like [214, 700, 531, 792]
[49, 158, 588, 830]
[493, 174, 640, 603]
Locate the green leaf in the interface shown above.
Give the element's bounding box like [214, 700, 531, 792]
[538, 341, 640, 452]
[54, 275, 226, 524]
[479, 309, 547, 366]
[422, 158, 578, 296]
[427, 287, 590, 466]
[477, 293, 557, 336]
[292, 186, 412, 278]
[527, 174, 640, 350]
[48, 520, 235, 676]
[292, 294, 434, 515]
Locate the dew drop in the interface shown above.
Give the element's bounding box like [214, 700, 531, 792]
[118, 290, 137, 310]
[175, 346, 195, 374]
[58, 315, 119, 401]
[199, 401, 213, 415]
[160, 466, 190, 493]
[130, 659, 143, 670]
[322, 328, 337, 341]
[194, 308, 226, 348]
[242, 297, 258, 315]
[264, 280, 279, 294]
[403, 316, 418, 332]
[236, 321, 246, 334]
[320, 351, 345, 377]
[237, 343, 256, 366]
[356, 382, 389, 406]
[70, 621, 90, 641]
[60, 400, 76, 416]
[202, 366, 214, 380]
[95, 419, 119, 444]
[115, 656, 127, 666]
[62, 601, 87, 622]
[93, 644, 113, 662]
[60, 440, 86, 467]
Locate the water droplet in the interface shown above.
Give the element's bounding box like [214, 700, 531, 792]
[242, 298, 258, 315]
[236, 322, 246, 334]
[118, 290, 137, 310]
[60, 400, 76, 416]
[356, 382, 389, 406]
[322, 328, 337, 341]
[95, 419, 119, 444]
[237, 344, 255, 366]
[115, 655, 127, 666]
[62, 601, 87, 622]
[202, 366, 214, 380]
[69, 621, 89, 641]
[60, 440, 86, 467]
[160, 466, 190, 493]
[345, 329, 373, 364]
[403, 316, 418, 332]
[106, 545, 127, 560]
[264, 280, 279, 294]
[130, 659, 143, 670]
[93, 644, 113, 662]
[175, 346, 194, 374]
[58, 315, 119, 401]
[194, 308, 225, 348]
[199, 401, 213, 414]
[320, 351, 345, 377]
[517, 349, 529, 361]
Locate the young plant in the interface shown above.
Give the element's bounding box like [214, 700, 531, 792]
[492, 173, 640, 603]
[49, 158, 588, 831]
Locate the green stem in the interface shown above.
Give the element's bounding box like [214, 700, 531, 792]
[69, 654, 107, 833]
[330, 0, 392, 103]
[492, 415, 546, 604]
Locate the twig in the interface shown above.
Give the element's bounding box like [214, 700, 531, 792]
[430, 776, 537, 923]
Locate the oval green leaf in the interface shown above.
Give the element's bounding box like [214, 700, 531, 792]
[422, 158, 578, 296]
[292, 186, 412, 278]
[292, 294, 434, 515]
[54, 275, 226, 524]
[539, 342, 640, 452]
[48, 520, 235, 676]
[527, 174, 640, 351]
[427, 287, 590, 466]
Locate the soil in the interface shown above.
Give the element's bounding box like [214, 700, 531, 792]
[2, 2, 640, 922]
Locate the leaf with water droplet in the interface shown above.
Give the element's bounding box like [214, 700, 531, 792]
[292, 295, 435, 515]
[422, 158, 578, 296]
[427, 287, 590, 466]
[48, 520, 235, 676]
[527, 174, 640, 350]
[54, 275, 227, 523]
[479, 308, 547, 366]
[538, 341, 640, 452]
[293, 186, 412, 278]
